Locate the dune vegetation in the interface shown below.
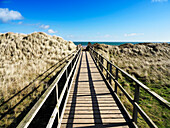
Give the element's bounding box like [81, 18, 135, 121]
[92, 43, 170, 128]
[0, 32, 76, 127]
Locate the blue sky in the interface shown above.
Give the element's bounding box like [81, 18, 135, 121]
[0, 0, 170, 41]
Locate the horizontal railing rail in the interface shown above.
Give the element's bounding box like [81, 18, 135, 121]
[89, 47, 170, 128]
[17, 47, 82, 128]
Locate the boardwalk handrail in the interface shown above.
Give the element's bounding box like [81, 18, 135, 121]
[89, 47, 170, 128]
[17, 47, 82, 128]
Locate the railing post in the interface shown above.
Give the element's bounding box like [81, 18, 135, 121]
[95, 52, 97, 62]
[99, 55, 101, 68]
[66, 68, 68, 92]
[96, 52, 98, 63]
[109, 63, 112, 84]
[56, 84, 59, 125]
[115, 68, 118, 93]
[133, 84, 140, 124]
[107, 61, 109, 79]
[66, 67, 68, 79]
[101, 56, 103, 72]
[71, 61, 72, 69]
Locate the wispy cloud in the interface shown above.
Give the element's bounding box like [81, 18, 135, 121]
[152, 0, 168, 2]
[18, 21, 22, 24]
[0, 8, 23, 22]
[103, 34, 112, 38]
[40, 24, 50, 29]
[47, 29, 57, 34]
[94, 34, 113, 39]
[66, 35, 74, 38]
[124, 33, 144, 37]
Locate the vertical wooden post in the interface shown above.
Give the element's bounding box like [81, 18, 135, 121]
[101, 56, 103, 72]
[106, 61, 109, 79]
[115, 68, 118, 93]
[99, 55, 101, 68]
[56, 84, 59, 124]
[95, 52, 97, 62]
[133, 84, 140, 123]
[66, 67, 68, 79]
[93, 50, 95, 59]
[109, 63, 112, 84]
[66, 68, 68, 92]
[71, 61, 72, 69]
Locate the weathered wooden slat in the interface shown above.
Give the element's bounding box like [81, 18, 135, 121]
[66, 104, 117, 107]
[68, 95, 113, 98]
[65, 106, 119, 110]
[60, 123, 129, 128]
[62, 118, 126, 123]
[63, 114, 125, 119]
[66, 101, 116, 104]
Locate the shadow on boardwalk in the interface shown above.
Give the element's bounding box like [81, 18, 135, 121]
[64, 51, 130, 128]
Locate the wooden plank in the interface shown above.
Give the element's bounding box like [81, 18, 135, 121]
[63, 114, 125, 119]
[66, 104, 117, 107]
[68, 95, 114, 98]
[67, 100, 116, 103]
[65, 106, 119, 110]
[61, 124, 129, 128]
[67, 99, 113, 102]
[70, 89, 110, 92]
[70, 89, 110, 93]
[64, 109, 122, 114]
[68, 95, 113, 98]
[70, 88, 109, 90]
[62, 118, 126, 123]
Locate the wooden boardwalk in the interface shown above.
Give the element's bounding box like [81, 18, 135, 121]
[61, 51, 129, 128]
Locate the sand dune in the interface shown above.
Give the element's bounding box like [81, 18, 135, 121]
[0, 32, 76, 99]
[92, 43, 170, 100]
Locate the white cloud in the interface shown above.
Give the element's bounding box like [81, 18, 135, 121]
[0, 8, 23, 22]
[66, 35, 74, 38]
[18, 21, 22, 24]
[48, 29, 57, 34]
[40, 24, 50, 29]
[104, 34, 111, 38]
[124, 33, 144, 37]
[152, 0, 168, 2]
[94, 34, 113, 39]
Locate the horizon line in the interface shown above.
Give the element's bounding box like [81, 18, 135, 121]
[72, 40, 170, 42]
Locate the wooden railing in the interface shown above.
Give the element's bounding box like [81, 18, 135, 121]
[89, 47, 170, 128]
[17, 47, 82, 128]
